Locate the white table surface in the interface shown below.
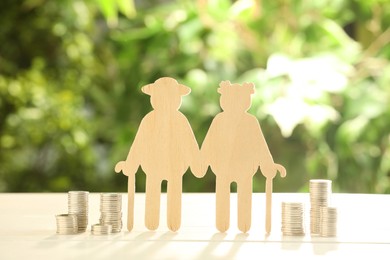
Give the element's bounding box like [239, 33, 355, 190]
[0, 193, 389, 259]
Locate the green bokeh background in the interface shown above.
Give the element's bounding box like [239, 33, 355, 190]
[0, 0, 389, 193]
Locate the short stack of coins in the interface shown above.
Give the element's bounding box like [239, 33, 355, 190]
[68, 191, 89, 232]
[55, 214, 78, 235]
[281, 202, 305, 236]
[309, 179, 332, 234]
[91, 223, 112, 235]
[100, 193, 122, 233]
[320, 206, 337, 237]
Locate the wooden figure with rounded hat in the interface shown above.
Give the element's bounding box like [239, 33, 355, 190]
[199, 80, 286, 233]
[115, 77, 202, 232]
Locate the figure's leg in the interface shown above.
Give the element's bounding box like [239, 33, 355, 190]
[216, 177, 230, 232]
[237, 178, 252, 233]
[167, 178, 182, 232]
[145, 176, 161, 230]
[127, 174, 135, 231]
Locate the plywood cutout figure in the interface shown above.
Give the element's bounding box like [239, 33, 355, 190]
[115, 77, 201, 232]
[200, 81, 286, 233]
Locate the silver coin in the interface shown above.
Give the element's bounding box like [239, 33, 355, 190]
[55, 214, 78, 234]
[67, 191, 89, 233]
[96, 193, 123, 232]
[281, 202, 305, 236]
[309, 179, 333, 234]
[91, 223, 112, 235]
[319, 206, 338, 237]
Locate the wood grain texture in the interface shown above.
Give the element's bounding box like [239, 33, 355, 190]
[200, 80, 286, 233]
[115, 77, 286, 233]
[115, 77, 201, 232]
[127, 175, 135, 231]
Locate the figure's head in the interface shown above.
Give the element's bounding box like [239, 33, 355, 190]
[218, 81, 254, 112]
[141, 77, 191, 111]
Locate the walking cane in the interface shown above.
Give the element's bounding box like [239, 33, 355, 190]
[115, 161, 135, 231]
[265, 164, 286, 234]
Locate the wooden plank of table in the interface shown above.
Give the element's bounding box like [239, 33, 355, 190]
[0, 193, 389, 259]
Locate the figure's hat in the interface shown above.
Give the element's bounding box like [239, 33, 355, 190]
[217, 80, 255, 94]
[141, 77, 191, 96]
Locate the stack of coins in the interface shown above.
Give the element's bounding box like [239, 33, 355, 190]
[281, 202, 305, 236]
[91, 223, 112, 235]
[320, 206, 337, 237]
[68, 191, 89, 232]
[55, 214, 78, 235]
[100, 193, 122, 233]
[309, 179, 332, 234]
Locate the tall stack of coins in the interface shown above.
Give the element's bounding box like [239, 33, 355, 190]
[68, 191, 89, 232]
[309, 180, 332, 234]
[320, 206, 337, 237]
[281, 202, 305, 236]
[55, 214, 78, 235]
[100, 193, 122, 233]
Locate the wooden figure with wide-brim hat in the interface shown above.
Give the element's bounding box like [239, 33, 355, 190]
[115, 77, 202, 232]
[200, 80, 286, 233]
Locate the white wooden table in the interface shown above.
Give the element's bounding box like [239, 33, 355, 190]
[0, 193, 389, 259]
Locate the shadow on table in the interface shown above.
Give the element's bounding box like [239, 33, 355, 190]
[35, 232, 96, 250]
[311, 237, 339, 255]
[120, 231, 178, 258]
[196, 232, 248, 260]
[35, 235, 61, 250]
[279, 235, 304, 251]
[279, 234, 339, 254]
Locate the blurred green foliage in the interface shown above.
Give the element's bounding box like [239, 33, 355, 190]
[0, 0, 389, 193]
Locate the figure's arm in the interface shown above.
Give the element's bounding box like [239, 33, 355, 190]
[257, 122, 273, 164]
[253, 118, 287, 179]
[115, 118, 146, 176]
[199, 117, 219, 176]
[177, 113, 204, 178]
[185, 122, 204, 178]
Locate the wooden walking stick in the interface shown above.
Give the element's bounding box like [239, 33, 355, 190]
[115, 160, 136, 231]
[265, 164, 286, 234]
[127, 172, 135, 231]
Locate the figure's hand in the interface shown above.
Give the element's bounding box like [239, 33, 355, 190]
[115, 161, 124, 173]
[115, 161, 126, 175]
[191, 162, 207, 178]
[189, 150, 207, 178]
[275, 164, 287, 178]
[115, 160, 138, 176]
[260, 163, 286, 179]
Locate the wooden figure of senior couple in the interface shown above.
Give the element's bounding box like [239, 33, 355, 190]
[115, 77, 286, 234]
